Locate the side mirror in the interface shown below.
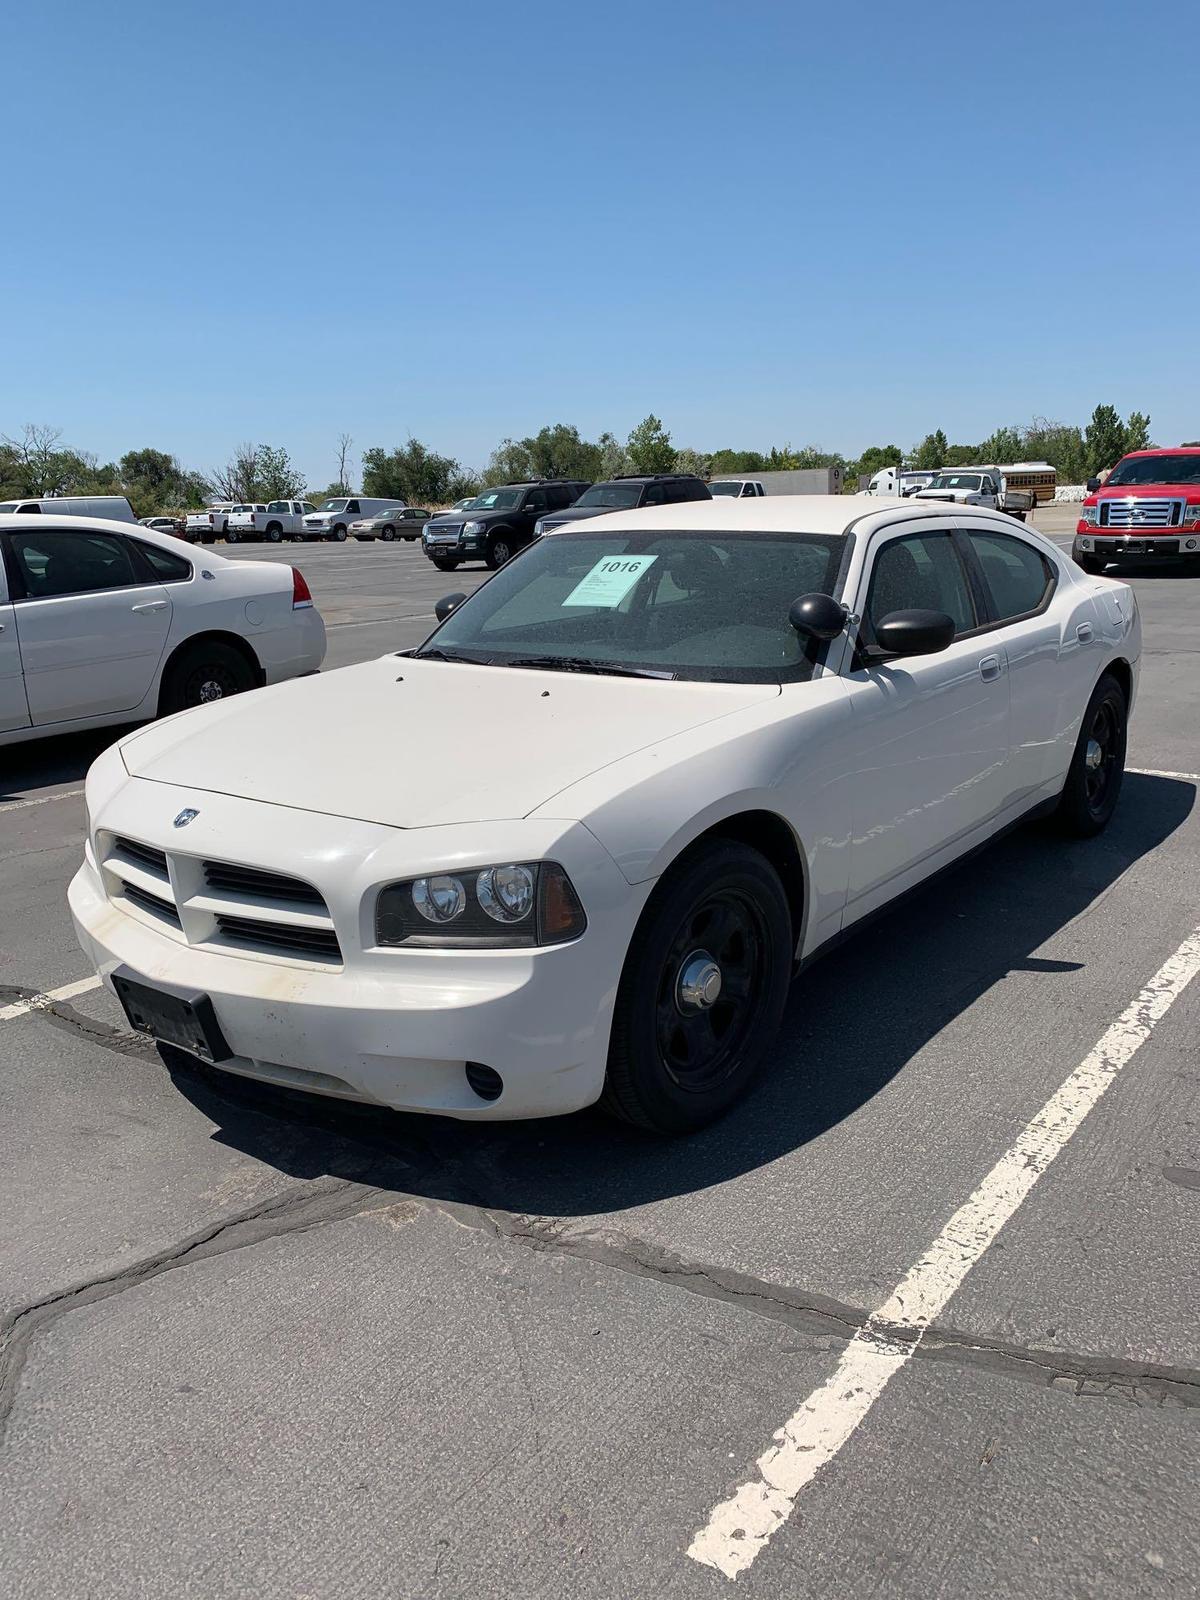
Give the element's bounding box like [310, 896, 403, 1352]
[1086, 477, 1101, 493]
[872, 609, 956, 658]
[788, 592, 848, 641]
[434, 592, 467, 622]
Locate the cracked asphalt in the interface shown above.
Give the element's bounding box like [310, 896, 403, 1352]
[2, 508, 1198, 1599]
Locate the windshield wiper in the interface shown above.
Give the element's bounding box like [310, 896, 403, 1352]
[405, 647, 492, 665]
[502, 655, 676, 680]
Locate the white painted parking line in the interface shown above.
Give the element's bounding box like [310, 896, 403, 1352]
[1129, 767, 1200, 783]
[0, 787, 85, 814]
[0, 974, 103, 1023]
[688, 926, 1200, 1581]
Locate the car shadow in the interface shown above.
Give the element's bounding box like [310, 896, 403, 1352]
[168, 772, 1195, 1216]
[0, 726, 136, 802]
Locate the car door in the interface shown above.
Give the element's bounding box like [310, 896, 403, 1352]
[839, 523, 1011, 922]
[0, 552, 31, 733]
[957, 522, 1082, 805]
[5, 526, 173, 724]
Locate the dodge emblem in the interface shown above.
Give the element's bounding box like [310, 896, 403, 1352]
[173, 808, 199, 828]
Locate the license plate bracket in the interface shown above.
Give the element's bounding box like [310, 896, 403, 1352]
[113, 971, 232, 1062]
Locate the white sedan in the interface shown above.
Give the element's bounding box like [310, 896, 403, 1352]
[70, 497, 1139, 1134]
[1, 514, 325, 748]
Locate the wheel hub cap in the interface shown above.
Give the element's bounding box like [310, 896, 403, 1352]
[1085, 737, 1103, 770]
[677, 951, 722, 1011]
[199, 680, 224, 703]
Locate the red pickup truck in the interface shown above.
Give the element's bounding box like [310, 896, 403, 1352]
[1073, 447, 1200, 573]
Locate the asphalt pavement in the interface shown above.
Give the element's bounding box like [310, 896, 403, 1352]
[2, 506, 1198, 1600]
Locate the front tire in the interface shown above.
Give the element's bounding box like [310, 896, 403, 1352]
[328, 524, 348, 542]
[160, 641, 258, 715]
[1076, 553, 1105, 574]
[432, 556, 459, 572]
[379, 525, 396, 541]
[602, 839, 792, 1134]
[1054, 672, 1127, 837]
[486, 533, 515, 569]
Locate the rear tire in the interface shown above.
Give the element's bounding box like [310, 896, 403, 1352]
[265, 523, 283, 542]
[160, 640, 258, 715]
[1054, 672, 1127, 837]
[601, 839, 792, 1135]
[226, 530, 239, 544]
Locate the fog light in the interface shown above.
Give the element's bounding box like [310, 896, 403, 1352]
[1187, 538, 1198, 551]
[1078, 537, 1093, 551]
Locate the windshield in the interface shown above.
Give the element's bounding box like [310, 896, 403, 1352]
[708, 482, 742, 497]
[1106, 454, 1200, 487]
[455, 497, 478, 510]
[926, 473, 982, 491]
[574, 484, 642, 509]
[318, 499, 350, 512]
[470, 488, 523, 511]
[416, 528, 845, 684]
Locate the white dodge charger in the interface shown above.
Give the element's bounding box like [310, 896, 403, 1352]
[0, 514, 325, 747]
[70, 497, 1139, 1134]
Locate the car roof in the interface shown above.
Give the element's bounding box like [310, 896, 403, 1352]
[0, 511, 228, 559]
[540, 492, 997, 538]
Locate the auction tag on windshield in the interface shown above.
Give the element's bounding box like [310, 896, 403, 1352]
[561, 554, 658, 608]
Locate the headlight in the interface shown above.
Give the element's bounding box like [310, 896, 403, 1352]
[1182, 503, 1200, 526]
[375, 862, 586, 948]
[1081, 504, 1100, 525]
[462, 520, 484, 536]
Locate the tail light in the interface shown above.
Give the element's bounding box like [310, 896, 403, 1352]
[291, 567, 313, 610]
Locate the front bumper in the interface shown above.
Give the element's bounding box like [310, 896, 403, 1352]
[68, 787, 640, 1120]
[1074, 532, 1200, 562]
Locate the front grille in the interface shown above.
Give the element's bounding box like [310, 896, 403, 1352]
[203, 860, 325, 908]
[113, 836, 169, 878]
[122, 882, 182, 928]
[1099, 498, 1184, 529]
[215, 914, 341, 962]
[425, 522, 462, 541]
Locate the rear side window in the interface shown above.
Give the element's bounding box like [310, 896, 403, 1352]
[967, 530, 1055, 622]
[863, 532, 976, 640]
[136, 540, 192, 582]
[8, 528, 142, 599]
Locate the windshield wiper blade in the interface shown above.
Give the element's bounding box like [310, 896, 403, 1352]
[502, 655, 676, 680]
[406, 647, 492, 665]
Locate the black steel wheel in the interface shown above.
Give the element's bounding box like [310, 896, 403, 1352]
[161, 641, 257, 715]
[603, 839, 792, 1134]
[1055, 672, 1127, 836]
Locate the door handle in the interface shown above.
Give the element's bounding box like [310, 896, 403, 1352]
[978, 654, 1002, 682]
[130, 600, 168, 614]
[1076, 622, 1094, 643]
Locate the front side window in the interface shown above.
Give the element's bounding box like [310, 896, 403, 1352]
[708, 482, 739, 497]
[863, 532, 976, 641]
[524, 491, 547, 514]
[643, 484, 667, 506]
[8, 529, 142, 599]
[967, 530, 1054, 622]
[417, 528, 845, 684]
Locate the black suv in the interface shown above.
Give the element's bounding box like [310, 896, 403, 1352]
[421, 480, 590, 571]
[534, 473, 711, 534]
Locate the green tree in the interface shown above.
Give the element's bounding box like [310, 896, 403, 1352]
[708, 448, 767, 474]
[672, 447, 711, 478]
[626, 414, 676, 474]
[978, 426, 1022, 463]
[596, 431, 630, 479]
[1124, 411, 1152, 452]
[256, 444, 305, 499]
[912, 429, 949, 470]
[520, 423, 602, 482]
[848, 445, 903, 488]
[1084, 405, 1127, 477]
[485, 437, 535, 484]
[362, 438, 467, 505]
[1021, 418, 1086, 482]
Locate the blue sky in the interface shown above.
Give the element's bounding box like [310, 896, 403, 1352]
[4, 0, 1197, 488]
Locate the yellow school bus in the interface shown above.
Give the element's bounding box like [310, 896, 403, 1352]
[998, 462, 1058, 505]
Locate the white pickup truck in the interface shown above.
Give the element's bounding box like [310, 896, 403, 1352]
[911, 468, 1035, 520]
[225, 499, 316, 544]
[184, 502, 238, 543]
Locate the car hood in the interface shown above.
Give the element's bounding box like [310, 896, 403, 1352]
[117, 656, 780, 828]
[541, 506, 611, 524]
[1094, 482, 1199, 498]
